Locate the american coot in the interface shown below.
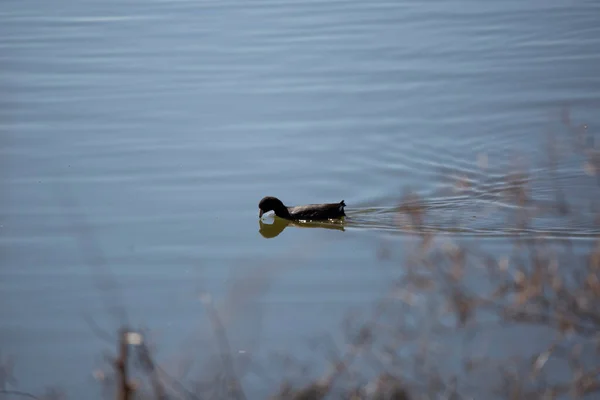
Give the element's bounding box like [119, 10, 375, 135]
[258, 196, 346, 221]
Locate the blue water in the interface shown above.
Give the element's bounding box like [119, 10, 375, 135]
[1, 0, 600, 397]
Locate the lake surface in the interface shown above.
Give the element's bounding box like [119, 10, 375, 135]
[1, 0, 600, 397]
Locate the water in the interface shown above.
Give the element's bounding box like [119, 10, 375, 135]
[1, 0, 600, 397]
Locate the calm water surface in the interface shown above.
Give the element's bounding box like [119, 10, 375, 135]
[2, 0, 600, 397]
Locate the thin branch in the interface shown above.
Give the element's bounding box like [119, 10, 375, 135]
[0, 390, 40, 399]
[202, 295, 247, 400]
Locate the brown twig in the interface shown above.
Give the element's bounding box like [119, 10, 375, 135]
[116, 328, 133, 400]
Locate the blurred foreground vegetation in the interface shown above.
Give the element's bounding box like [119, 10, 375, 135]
[1, 111, 599, 399]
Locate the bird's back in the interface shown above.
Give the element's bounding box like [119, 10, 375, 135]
[287, 200, 345, 220]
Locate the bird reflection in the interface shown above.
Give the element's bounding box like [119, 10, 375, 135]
[258, 217, 345, 239]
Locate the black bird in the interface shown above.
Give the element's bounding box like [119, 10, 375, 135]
[258, 196, 346, 221]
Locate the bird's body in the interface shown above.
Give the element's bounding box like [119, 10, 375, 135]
[258, 196, 346, 221]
